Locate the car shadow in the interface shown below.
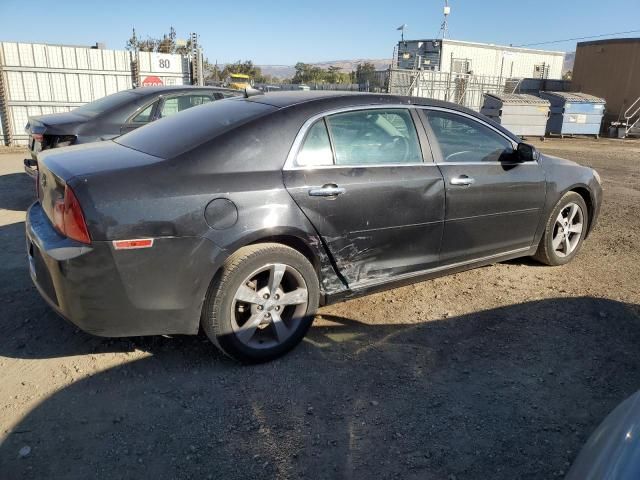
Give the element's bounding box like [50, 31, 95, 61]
[2, 296, 640, 480]
[0, 172, 35, 212]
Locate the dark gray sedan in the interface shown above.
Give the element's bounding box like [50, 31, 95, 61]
[26, 92, 603, 362]
[24, 86, 240, 176]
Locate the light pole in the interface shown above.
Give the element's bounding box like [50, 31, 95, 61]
[397, 24, 407, 43]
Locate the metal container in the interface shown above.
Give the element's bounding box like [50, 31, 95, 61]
[540, 91, 606, 137]
[510, 77, 571, 95]
[480, 93, 550, 137]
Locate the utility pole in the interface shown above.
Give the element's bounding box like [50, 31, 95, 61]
[397, 24, 407, 43]
[439, 1, 451, 39]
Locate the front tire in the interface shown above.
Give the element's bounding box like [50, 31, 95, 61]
[202, 243, 319, 363]
[533, 192, 588, 266]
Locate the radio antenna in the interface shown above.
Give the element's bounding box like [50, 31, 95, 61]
[438, 0, 451, 39]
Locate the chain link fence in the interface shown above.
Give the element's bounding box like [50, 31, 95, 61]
[388, 68, 509, 112]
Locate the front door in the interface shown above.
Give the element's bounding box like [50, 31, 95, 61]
[283, 107, 445, 287]
[421, 108, 546, 264]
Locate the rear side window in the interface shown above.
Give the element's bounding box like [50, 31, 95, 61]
[130, 102, 156, 124]
[326, 109, 422, 165]
[159, 95, 214, 118]
[296, 120, 333, 167]
[115, 99, 277, 159]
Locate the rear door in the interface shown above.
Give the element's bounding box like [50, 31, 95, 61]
[421, 108, 546, 264]
[283, 107, 445, 287]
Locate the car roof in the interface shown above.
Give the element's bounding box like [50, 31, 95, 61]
[130, 86, 239, 96]
[247, 90, 478, 114]
[245, 91, 520, 141]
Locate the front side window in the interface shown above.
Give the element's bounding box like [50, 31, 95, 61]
[296, 120, 333, 167]
[425, 110, 514, 163]
[326, 109, 423, 165]
[160, 95, 213, 118]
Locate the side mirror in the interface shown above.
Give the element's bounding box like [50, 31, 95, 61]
[517, 143, 538, 162]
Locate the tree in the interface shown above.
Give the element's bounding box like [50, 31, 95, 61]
[292, 62, 354, 85]
[203, 59, 222, 84]
[221, 60, 265, 83]
[326, 66, 342, 83]
[126, 27, 191, 54]
[356, 62, 377, 85]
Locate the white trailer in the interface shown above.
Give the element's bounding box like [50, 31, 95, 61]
[396, 38, 565, 80]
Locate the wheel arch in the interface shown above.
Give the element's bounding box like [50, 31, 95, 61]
[567, 184, 595, 238]
[247, 234, 321, 273]
[201, 226, 345, 313]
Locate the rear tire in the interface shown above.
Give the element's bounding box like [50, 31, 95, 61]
[202, 243, 319, 363]
[533, 192, 588, 266]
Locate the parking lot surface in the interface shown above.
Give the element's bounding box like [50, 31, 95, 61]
[1, 138, 639, 479]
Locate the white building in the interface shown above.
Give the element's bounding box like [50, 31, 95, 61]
[396, 38, 565, 79]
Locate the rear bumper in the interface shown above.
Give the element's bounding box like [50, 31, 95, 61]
[26, 202, 224, 337]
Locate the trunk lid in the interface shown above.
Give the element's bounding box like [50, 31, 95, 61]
[26, 112, 85, 154]
[37, 141, 164, 228]
[27, 111, 88, 131]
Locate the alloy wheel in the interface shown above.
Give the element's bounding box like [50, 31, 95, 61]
[552, 202, 584, 258]
[230, 263, 309, 349]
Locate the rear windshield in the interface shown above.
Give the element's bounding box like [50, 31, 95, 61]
[115, 98, 277, 159]
[73, 91, 138, 117]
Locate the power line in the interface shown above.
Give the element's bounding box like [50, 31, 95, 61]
[514, 29, 640, 48]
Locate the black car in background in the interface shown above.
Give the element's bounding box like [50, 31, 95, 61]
[24, 86, 240, 176]
[26, 92, 602, 363]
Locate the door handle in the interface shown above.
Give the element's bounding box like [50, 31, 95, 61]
[308, 184, 346, 197]
[450, 175, 475, 186]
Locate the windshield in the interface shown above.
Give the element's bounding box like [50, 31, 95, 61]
[115, 98, 277, 159]
[72, 91, 138, 117]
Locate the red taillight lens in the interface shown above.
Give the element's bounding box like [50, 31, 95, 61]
[32, 133, 44, 142]
[53, 186, 91, 244]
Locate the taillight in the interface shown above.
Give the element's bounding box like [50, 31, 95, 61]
[32, 133, 44, 142]
[52, 185, 91, 244]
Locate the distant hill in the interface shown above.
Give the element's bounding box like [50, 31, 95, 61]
[258, 59, 392, 80]
[258, 54, 574, 80]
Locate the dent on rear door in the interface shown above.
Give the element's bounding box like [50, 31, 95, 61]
[283, 166, 445, 287]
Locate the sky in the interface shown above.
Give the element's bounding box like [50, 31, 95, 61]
[1, 0, 639, 65]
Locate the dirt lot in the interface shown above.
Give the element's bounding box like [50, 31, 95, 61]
[1, 138, 639, 479]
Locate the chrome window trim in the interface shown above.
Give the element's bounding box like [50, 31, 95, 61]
[284, 104, 430, 171]
[437, 161, 539, 166]
[283, 103, 537, 171]
[285, 162, 436, 171]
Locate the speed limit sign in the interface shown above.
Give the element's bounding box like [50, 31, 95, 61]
[152, 53, 174, 72]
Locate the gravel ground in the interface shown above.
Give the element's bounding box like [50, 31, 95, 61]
[1, 138, 639, 479]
